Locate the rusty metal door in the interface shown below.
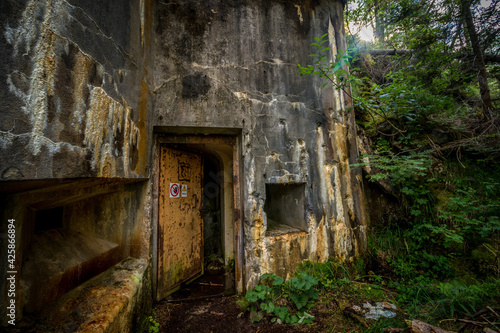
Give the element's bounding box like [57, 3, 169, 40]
[157, 145, 203, 299]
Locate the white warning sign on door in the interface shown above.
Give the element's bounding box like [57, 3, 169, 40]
[181, 184, 188, 197]
[169, 183, 180, 198]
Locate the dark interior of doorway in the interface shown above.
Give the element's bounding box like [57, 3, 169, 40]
[166, 151, 234, 301]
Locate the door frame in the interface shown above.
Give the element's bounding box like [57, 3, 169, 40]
[152, 133, 244, 301]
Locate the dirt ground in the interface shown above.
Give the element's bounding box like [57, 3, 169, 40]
[152, 261, 403, 333]
[152, 286, 381, 333]
[153, 263, 317, 333]
[155, 295, 310, 333]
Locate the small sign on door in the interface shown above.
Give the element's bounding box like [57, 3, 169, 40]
[181, 184, 188, 197]
[169, 183, 180, 198]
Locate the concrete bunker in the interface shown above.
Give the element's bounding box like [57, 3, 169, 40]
[0, 0, 369, 329]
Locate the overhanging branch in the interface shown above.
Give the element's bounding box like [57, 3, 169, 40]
[359, 49, 500, 63]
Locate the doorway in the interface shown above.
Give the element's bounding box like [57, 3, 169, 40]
[154, 135, 242, 300]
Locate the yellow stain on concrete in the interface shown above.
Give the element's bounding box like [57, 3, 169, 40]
[84, 87, 140, 177]
[28, 27, 60, 154]
[294, 4, 304, 24]
[135, 78, 148, 175]
[251, 206, 265, 241]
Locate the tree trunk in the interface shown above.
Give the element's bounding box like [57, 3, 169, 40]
[461, 0, 494, 118]
[374, 0, 385, 45]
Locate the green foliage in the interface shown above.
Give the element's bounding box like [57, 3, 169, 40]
[439, 180, 500, 241]
[347, 0, 500, 62]
[435, 280, 500, 317]
[363, 161, 500, 323]
[353, 148, 459, 278]
[147, 312, 160, 333]
[355, 68, 460, 140]
[299, 24, 500, 287]
[244, 272, 319, 325]
[352, 148, 432, 185]
[353, 142, 500, 282]
[348, 0, 500, 116]
[241, 257, 500, 330]
[396, 277, 500, 321]
[296, 259, 352, 290]
[288, 273, 320, 311]
[364, 317, 407, 333]
[298, 33, 359, 94]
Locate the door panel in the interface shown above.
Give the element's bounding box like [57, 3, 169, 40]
[157, 145, 203, 299]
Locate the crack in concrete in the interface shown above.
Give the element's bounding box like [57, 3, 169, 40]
[0, 131, 31, 144]
[61, 0, 140, 69]
[0, 130, 82, 152]
[255, 59, 293, 66]
[152, 76, 181, 93]
[231, 90, 322, 115]
[192, 62, 250, 71]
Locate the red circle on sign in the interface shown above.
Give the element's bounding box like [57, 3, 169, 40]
[170, 184, 179, 197]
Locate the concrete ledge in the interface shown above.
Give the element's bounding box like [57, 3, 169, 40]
[37, 258, 148, 333]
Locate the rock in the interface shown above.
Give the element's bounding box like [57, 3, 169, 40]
[406, 319, 455, 333]
[343, 306, 369, 328]
[363, 301, 397, 320]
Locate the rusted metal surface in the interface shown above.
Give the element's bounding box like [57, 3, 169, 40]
[155, 134, 243, 293]
[157, 145, 203, 299]
[233, 137, 244, 293]
[152, 137, 160, 299]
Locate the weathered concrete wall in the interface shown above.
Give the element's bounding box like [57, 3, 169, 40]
[0, 0, 155, 327]
[153, 0, 368, 290]
[0, 0, 153, 179]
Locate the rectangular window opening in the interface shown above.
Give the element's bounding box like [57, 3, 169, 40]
[264, 183, 306, 236]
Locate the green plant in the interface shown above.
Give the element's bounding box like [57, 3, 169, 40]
[298, 33, 359, 94]
[147, 312, 160, 333]
[225, 257, 236, 273]
[396, 277, 500, 322]
[296, 259, 351, 290]
[365, 317, 407, 333]
[439, 180, 500, 242]
[245, 272, 319, 325]
[236, 296, 251, 310]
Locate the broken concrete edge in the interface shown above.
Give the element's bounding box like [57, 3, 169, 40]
[29, 257, 152, 333]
